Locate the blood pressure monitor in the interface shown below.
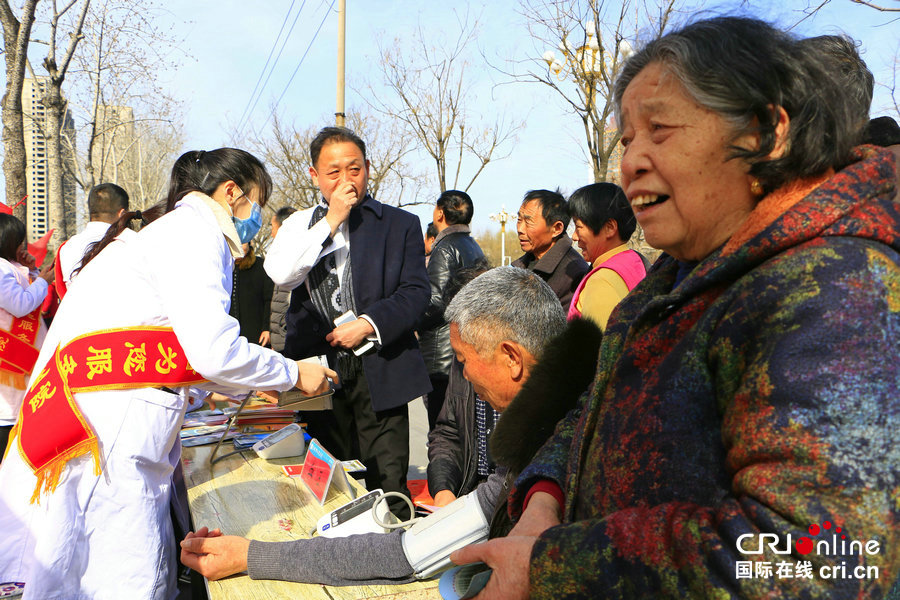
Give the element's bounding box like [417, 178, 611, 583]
[315, 489, 394, 537]
[252, 423, 306, 459]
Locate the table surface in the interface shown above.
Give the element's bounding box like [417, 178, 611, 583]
[181, 443, 440, 600]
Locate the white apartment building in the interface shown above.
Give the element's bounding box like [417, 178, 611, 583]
[21, 76, 76, 241]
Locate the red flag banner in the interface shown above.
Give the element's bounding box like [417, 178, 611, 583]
[29, 228, 55, 267]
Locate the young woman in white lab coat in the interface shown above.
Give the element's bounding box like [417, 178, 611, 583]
[0, 148, 335, 599]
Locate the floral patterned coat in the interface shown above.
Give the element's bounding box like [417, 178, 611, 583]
[510, 146, 900, 599]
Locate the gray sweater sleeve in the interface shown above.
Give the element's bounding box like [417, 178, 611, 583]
[245, 478, 503, 586]
[247, 530, 415, 586]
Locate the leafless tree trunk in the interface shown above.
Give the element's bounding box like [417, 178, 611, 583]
[0, 0, 39, 221]
[78, 0, 104, 195]
[41, 0, 90, 248]
[57, 0, 182, 229]
[366, 15, 521, 194]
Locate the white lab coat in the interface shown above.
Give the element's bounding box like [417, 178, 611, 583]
[57, 220, 136, 286]
[0, 193, 299, 599]
[0, 259, 48, 425]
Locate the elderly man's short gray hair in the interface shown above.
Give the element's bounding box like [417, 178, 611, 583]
[445, 266, 566, 358]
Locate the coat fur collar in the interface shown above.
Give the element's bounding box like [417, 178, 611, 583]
[490, 317, 603, 476]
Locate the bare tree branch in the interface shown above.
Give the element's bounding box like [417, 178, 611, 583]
[364, 12, 521, 194]
[505, 0, 680, 184]
[789, 0, 900, 29]
[850, 0, 900, 12]
[786, 0, 830, 30]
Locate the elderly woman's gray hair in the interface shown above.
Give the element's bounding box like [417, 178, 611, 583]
[445, 266, 566, 358]
[796, 34, 873, 138]
[613, 17, 860, 196]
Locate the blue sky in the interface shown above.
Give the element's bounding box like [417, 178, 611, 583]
[162, 0, 898, 235]
[8, 1, 900, 236]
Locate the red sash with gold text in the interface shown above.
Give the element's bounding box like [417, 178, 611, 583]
[0, 307, 41, 389]
[10, 326, 204, 502]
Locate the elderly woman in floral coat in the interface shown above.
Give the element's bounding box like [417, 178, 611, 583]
[453, 17, 900, 599]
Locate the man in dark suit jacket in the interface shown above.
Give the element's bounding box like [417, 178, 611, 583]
[265, 127, 431, 517]
[512, 189, 589, 310]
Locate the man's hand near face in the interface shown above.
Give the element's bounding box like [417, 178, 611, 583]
[324, 181, 360, 235]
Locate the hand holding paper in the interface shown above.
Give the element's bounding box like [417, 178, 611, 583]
[294, 360, 338, 396]
[326, 317, 374, 351]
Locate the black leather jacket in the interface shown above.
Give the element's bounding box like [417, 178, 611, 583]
[426, 318, 604, 516]
[426, 359, 481, 497]
[417, 225, 485, 375]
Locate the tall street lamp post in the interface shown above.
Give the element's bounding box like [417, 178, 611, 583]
[489, 206, 513, 266]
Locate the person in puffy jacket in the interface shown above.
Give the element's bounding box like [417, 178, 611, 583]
[267, 206, 296, 353]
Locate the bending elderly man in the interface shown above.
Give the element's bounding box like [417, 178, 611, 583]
[180, 266, 603, 585]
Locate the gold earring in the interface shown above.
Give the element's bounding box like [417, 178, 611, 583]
[750, 179, 764, 196]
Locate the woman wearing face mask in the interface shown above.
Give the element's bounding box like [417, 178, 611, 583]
[0, 148, 336, 599]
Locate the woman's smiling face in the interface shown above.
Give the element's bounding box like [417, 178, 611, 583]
[618, 62, 758, 262]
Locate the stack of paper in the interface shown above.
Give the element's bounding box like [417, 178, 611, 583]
[180, 396, 298, 447]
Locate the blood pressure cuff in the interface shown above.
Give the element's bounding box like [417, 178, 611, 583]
[401, 492, 490, 580]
